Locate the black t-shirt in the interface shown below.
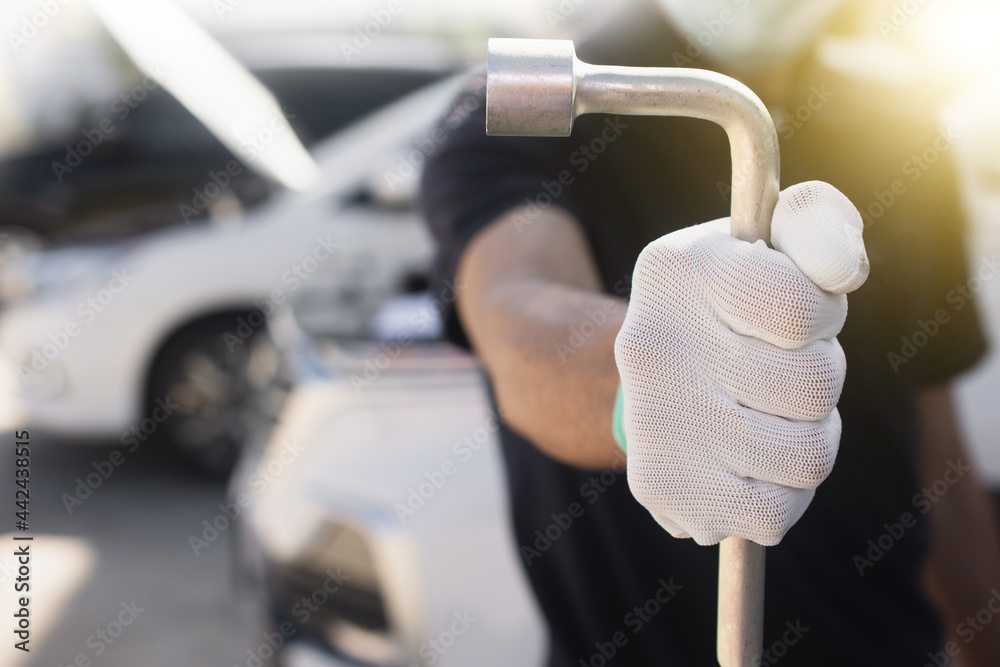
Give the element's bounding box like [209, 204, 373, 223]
[419, 15, 987, 667]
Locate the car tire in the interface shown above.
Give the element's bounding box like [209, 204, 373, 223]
[146, 312, 289, 476]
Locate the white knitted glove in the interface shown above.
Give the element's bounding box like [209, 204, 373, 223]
[615, 181, 869, 546]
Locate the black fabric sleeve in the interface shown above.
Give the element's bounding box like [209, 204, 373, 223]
[870, 147, 988, 387]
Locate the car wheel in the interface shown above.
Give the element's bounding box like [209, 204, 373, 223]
[147, 312, 290, 476]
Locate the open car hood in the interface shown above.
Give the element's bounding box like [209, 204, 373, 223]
[87, 0, 319, 192]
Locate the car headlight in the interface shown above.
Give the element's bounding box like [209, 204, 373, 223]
[0, 245, 127, 307]
[0, 228, 48, 306]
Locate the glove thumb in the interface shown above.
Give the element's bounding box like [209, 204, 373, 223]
[770, 181, 869, 294]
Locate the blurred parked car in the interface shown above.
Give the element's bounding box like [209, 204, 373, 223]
[235, 298, 545, 667]
[0, 34, 459, 247]
[0, 38, 468, 473]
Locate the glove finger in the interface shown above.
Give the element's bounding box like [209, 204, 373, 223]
[706, 476, 814, 546]
[717, 403, 841, 491]
[771, 181, 869, 294]
[646, 476, 814, 547]
[708, 332, 846, 422]
[626, 464, 692, 539]
[690, 232, 848, 349]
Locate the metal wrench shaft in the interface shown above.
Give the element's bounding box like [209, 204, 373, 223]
[485, 38, 780, 667]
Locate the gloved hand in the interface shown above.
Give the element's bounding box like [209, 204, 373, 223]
[615, 181, 869, 546]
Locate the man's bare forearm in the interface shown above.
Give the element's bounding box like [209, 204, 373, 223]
[456, 206, 626, 469]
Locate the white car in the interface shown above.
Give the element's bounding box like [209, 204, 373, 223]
[236, 298, 545, 667]
[0, 35, 468, 472]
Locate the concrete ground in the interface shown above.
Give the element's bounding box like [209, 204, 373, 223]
[0, 431, 269, 667]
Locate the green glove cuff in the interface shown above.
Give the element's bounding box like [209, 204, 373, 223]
[612, 382, 627, 453]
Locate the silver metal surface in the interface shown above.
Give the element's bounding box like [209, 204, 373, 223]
[486, 37, 779, 242]
[487, 37, 778, 667]
[718, 537, 766, 667]
[486, 38, 576, 137]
